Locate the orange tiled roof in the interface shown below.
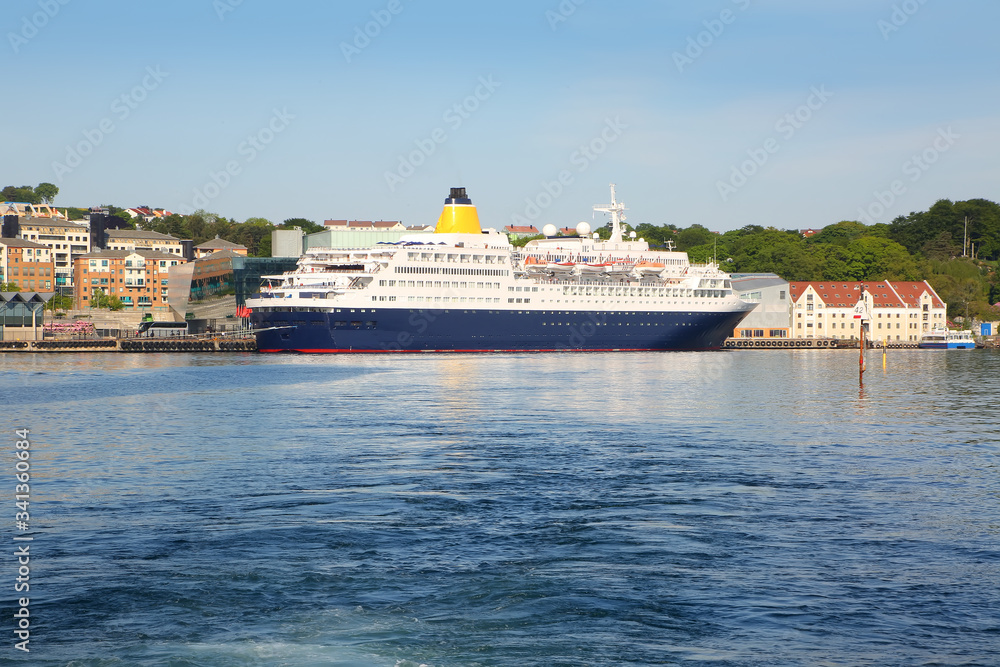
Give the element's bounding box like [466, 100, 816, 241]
[888, 281, 945, 309]
[788, 280, 942, 308]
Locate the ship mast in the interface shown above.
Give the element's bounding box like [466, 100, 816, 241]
[594, 183, 627, 243]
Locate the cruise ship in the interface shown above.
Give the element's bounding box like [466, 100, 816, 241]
[247, 186, 756, 353]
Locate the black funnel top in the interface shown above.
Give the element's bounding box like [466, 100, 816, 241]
[445, 187, 472, 205]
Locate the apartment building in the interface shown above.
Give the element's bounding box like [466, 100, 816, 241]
[73, 250, 187, 313]
[105, 229, 187, 257]
[788, 280, 946, 342]
[0, 238, 56, 292]
[13, 217, 91, 287]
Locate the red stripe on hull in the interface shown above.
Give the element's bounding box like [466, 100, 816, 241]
[257, 347, 720, 354]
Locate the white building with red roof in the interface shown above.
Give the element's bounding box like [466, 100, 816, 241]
[503, 225, 540, 239]
[788, 280, 946, 342]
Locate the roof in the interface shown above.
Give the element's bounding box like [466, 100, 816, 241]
[196, 249, 244, 261]
[323, 220, 402, 228]
[505, 225, 540, 234]
[888, 281, 946, 309]
[731, 275, 788, 291]
[0, 237, 50, 249]
[106, 229, 182, 241]
[787, 281, 943, 309]
[16, 216, 88, 230]
[0, 291, 54, 304]
[76, 249, 187, 262]
[195, 236, 246, 250]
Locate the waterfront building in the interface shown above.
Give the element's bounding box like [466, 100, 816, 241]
[730, 273, 790, 339]
[73, 249, 187, 313]
[166, 254, 299, 320]
[272, 228, 305, 258]
[195, 236, 248, 259]
[10, 216, 90, 287]
[304, 225, 433, 250]
[0, 238, 56, 292]
[0, 291, 51, 341]
[788, 280, 946, 342]
[105, 229, 188, 258]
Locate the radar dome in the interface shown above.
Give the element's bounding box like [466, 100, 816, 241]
[542, 224, 557, 237]
[575, 222, 592, 236]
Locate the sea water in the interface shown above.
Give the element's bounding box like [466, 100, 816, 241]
[2, 349, 998, 666]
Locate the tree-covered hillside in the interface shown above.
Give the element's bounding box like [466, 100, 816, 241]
[632, 198, 1000, 321]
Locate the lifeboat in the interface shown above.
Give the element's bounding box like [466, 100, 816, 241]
[545, 262, 575, 272]
[574, 263, 612, 275]
[635, 261, 666, 275]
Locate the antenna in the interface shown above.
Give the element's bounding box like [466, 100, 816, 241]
[593, 183, 627, 243]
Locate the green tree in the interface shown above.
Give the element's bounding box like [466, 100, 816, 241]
[45, 293, 73, 311]
[1, 185, 40, 204]
[510, 234, 544, 247]
[729, 228, 818, 279]
[90, 288, 124, 311]
[675, 224, 715, 251]
[282, 218, 324, 235]
[844, 237, 921, 280]
[235, 217, 275, 256]
[806, 220, 868, 247]
[921, 231, 960, 261]
[0, 282, 20, 291]
[35, 182, 59, 204]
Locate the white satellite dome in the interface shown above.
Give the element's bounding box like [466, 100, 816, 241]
[575, 221, 591, 236]
[542, 224, 557, 237]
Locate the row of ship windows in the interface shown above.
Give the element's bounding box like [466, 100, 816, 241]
[266, 309, 695, 316]
[564, 286, 726, 298]
[379, 280, 502, 289]
[395, 266, 509, 276]
[279, 319, 686, 330]
[405, 252, 503, 264]
[799, 312, 936, 320]
[278, 320, 378, 329]
[801, 322, 926, 330]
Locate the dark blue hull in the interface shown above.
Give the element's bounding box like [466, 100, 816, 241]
[251, 307, 751, 353]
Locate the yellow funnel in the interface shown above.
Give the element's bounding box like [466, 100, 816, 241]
[435, 187, 482, 234]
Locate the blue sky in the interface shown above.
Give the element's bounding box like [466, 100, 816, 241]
[4, 0, 998, 232]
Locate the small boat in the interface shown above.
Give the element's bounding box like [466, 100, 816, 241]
[573, 263, 612, 275]
[545, 262, 575, 272]
[918, 328, 976, 349]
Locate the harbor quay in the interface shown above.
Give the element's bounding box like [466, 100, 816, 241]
[0, 337, 256, 353]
